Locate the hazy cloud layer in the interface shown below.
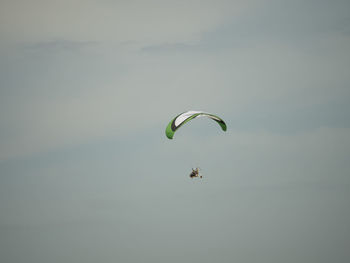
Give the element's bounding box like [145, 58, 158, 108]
[1, 0, 350, 263]
[0, 0, 248, 46]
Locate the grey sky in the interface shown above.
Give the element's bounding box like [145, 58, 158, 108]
[1, 0, 350, 263]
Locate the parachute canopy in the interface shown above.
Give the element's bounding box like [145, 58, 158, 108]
[165, 110, 227, 139]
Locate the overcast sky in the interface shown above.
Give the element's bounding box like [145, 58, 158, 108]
[1, 0, 350, 263]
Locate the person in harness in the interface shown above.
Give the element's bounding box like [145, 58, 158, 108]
[189, 168, 202, 178]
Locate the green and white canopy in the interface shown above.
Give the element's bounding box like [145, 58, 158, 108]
[165, 110, 227, 139]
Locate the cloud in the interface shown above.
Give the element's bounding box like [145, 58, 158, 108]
[23, 39, 98, 52]
[0, 0, 248, 46]
[141, 42, 198, 53]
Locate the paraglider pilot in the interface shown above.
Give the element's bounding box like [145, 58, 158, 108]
[190, 168, 202, 178]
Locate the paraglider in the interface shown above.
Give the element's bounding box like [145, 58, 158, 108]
[165, 110, 227, 179]
[165, 110, 227, 140]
